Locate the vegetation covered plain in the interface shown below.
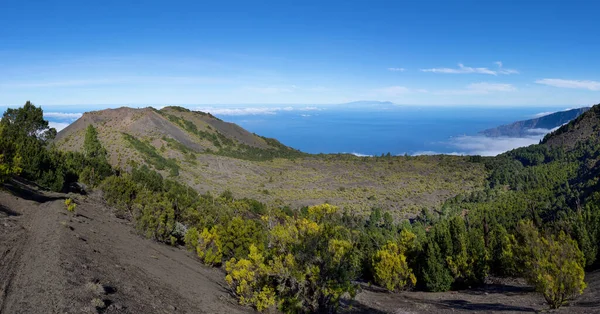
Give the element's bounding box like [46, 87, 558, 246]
[54, 105, 487, 216]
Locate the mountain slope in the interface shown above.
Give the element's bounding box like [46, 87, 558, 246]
[54, 106, 486, 216]
[55, 106, 304, 167]
[480, 107, 589, 137]
[541, 104, 600, 150]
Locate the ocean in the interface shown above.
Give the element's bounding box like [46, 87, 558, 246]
[207, 105, 565, 156]
[0, 104, 570, 156]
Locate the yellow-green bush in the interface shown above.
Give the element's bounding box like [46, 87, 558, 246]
[372, 242, 416, 292]
[0, 153, 21, 184]
[196, 226, 223, 266]
[516, 221, 587, 309]
[65, 198, 77, 212]
[225, 204, 360, 313]
[225, 245, 277, 312]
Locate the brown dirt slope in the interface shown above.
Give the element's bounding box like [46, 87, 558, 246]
[0, 179, 250, 314]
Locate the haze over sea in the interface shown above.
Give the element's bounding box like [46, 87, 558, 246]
[2, 103, 573, 157]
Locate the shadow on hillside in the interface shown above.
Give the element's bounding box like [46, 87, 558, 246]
[575, 300, 600, 308]
[0, 204, 21, 216]
[3, 177, 65, 203]
[401, 295, 537, 312]
[434, 299, 536, 312]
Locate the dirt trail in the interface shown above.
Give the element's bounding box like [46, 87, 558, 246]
[0, 180, 250, 314]
[1, 199, 67, 313]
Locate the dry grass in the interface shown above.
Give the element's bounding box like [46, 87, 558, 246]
[181, 154, 486, 219]
[90, 297, 105, 309]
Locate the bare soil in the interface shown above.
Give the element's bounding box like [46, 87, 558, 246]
[0, 178, 250, 314]
[1, 178, 599, 314]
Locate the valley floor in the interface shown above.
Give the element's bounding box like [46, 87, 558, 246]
[0, 179, 598, 314]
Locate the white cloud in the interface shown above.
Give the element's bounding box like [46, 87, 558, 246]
[411, 128, 554, 156]
[49, 122, 70, 132]
[44, 112, 83, 119]
[387, 67, 406, 72]
[412, 151, 464, 156]
[300, 106, 319, 111]
[347, 152, 373, 157]
[526, 128, 556, 135]
[499, 68, 519, 75]
[421, 63, 497, 75]
[197, 106, 320, 116]
[421, 62, 518, 76]
[449, 135, 542, 156]
[496, 61, 519, 75]
[531, 111, 555, 118]
[535, 78, 600, 91]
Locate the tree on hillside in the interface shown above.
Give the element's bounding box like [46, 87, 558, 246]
[1, 101, 55, 141]
[0, 124, 22, 183]
[0, 101, 55, 179]
[420, 240, 453, 292]
[83, 125, 107, 159]
[80, 125, 111, 187]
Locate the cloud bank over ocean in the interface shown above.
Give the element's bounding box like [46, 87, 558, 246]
[447, 135, 542, 156]
[411, 126, 560, 157]
[195, 106, 320, 116]
[44, 112, 83, 131]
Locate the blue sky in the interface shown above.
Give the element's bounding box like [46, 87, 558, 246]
[1, 0, 600, 107]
